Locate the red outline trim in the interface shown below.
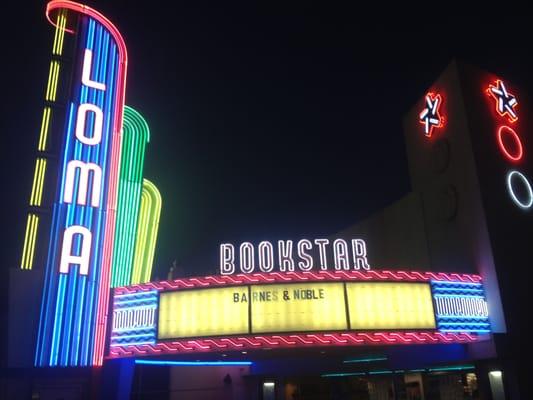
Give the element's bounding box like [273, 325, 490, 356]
[497, 125, 523, 162]
[46, 0, 128, 366]
[114, 270, 483, 295]
[107, 332, 481, 359]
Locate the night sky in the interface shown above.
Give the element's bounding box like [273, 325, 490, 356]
[2, 4, 533, 279]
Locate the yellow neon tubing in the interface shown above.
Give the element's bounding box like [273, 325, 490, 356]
[36, 159, 47, 206]
[52, 15, 60, 54]
[50, 62, 60, 101]
[45, 61, 54, 100]
[38, 107, 51, 151]
[21, 214, 39, 269]
[30, 160, 40, 206]
[52, 10, 67, 55]
[28, 215, 40, 269]
[58, 11, 66, 55]
[21, 214, 33, 269]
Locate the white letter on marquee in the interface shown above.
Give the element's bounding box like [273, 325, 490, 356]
[258, 241, 274, 272]
[63, 160, 102, 207]
[314, 239, 329, 270]
[82, 49, 106, 91]
[240, 242, 255, 273]
[278, 240, 295, 272]
[76, 103, 103, 145]
[352, 239, 370, 270]
[297, 239, 313, 271]
[333, 239, 350, 270]
[59, 225, 92, 275]
[220, 244, 235, 275]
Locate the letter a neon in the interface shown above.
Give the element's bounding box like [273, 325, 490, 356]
[59, 226, 92, 275]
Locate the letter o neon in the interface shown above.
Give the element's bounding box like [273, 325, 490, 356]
[506, 170, 533, 209]
[497, 126, 523, 162]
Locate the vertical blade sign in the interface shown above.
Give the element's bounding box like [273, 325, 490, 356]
[36, 0, 128, 367]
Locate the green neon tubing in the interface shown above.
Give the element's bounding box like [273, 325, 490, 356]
[131, 179, 162, 284]
[110, 106, 150, 287]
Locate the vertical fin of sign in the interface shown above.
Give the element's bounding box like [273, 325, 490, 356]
[131, 179, 162, 284]
[110, 106, 150, 288]
[36, 1, 128, 367]
[91, 9, 128, 367]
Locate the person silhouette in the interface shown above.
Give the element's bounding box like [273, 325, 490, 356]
[167, 259, 177, 280]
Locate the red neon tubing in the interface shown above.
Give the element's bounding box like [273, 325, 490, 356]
[487, 80, 518, 123]
[114, 270, 484, 295]
[497, 125, 523, 162]
[419, 92, 444, 138]
[107, 332, 481, 359]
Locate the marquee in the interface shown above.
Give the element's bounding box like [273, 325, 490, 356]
[108, 270, 491, 359]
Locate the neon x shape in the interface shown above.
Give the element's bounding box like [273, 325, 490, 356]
[419, 93, 444, 137]
[488, 80, 518, 122]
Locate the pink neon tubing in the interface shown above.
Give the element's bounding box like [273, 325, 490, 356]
[114, 270, 483, 295]
[46, 0, 128, 366]
[107, 332, 480, 359]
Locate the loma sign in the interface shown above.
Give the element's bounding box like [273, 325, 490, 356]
[220, 239, 370, 274]
[35, 2, 128, 367]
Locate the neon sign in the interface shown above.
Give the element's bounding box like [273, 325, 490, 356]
[419, 92, 444, 137]
[35, 0, 128, 367]
[110, 107, 150, 288]
[488, 79, 518, 123]
[20, 9, 66, 271]
[219, 239, 370, 274]
[28, 1, 161, 368]
[110, 290, 157, 348]
[506, 170, 533, 209]
[486, 79, 533, 210]
[432, 281, 490, 334]
[497, 125, 523, 162]
[108, 270, 489, 359]
[130, 179, 162, 284]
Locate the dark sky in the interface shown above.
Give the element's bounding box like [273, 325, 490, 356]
[2, 4, 533, 279]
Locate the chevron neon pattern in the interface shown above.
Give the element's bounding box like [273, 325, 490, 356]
[108, 331, 480, 359]
[115, 270, 483, 295]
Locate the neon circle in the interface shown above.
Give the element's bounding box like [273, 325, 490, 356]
[506, 170, 533, 209]
[498, 126, 523, 162]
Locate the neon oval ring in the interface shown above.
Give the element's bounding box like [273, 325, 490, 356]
[506, 170, 533, 209]
[498, 126, 523, 162]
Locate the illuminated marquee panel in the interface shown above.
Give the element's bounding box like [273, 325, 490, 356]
[159, 286, 249, 339]
[346, 282, 436, 330]
[250, 282, 347, 333]
[110, 290, 157, 348]
[108, 270, 489, 359]
[157, 282, 437, 339]
[432, 281, 490, 333]
[36, 0, 127, 367]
